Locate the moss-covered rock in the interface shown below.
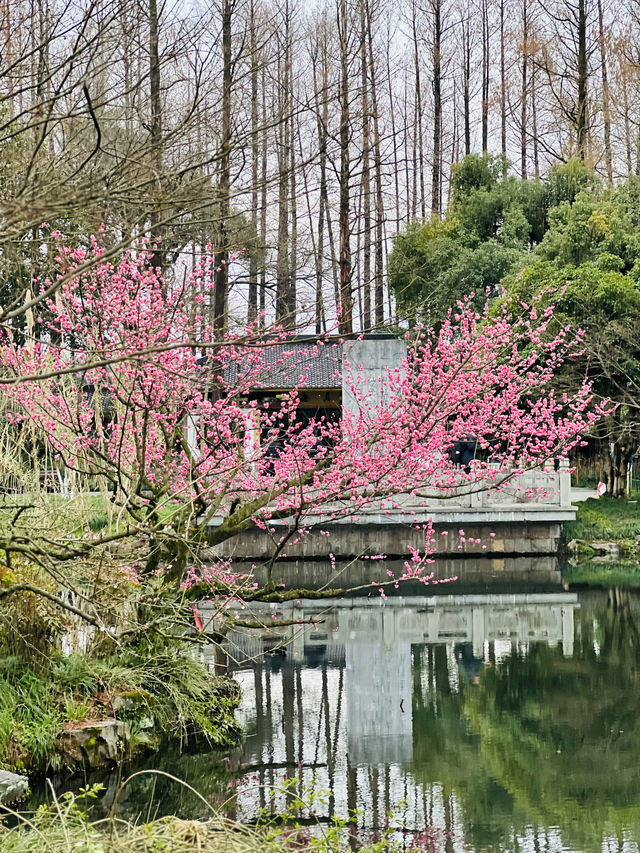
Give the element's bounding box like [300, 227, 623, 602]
[58, 719, 129, 769]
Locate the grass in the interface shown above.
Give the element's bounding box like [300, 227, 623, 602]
[0, 664, 63, 772]
[564, 494, 640, 547]
[0, 479, 241, 776]
[0, 779, 430, 853]
[562, 493, 640, 588]
[0, 651, 241, 775]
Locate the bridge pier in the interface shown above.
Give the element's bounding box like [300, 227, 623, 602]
[207, 467, 577, 568]
[209, 511, 573, 561]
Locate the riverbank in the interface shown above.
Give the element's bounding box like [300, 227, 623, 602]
[563, 493, 640, 586]
[565, 493, 640, 549]
[0, 651, 240, 781]
[563, 559, 640, 587]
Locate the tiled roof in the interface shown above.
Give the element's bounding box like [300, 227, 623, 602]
[224, 341, 343, 390]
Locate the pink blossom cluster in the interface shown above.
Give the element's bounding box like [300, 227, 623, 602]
[0, 238, 610, 601]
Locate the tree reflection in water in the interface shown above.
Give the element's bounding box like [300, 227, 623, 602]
[23, 589, 640, 852]
[460, 588, 640, 851]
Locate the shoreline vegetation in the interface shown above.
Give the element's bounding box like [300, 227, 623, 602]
[0, 651, 241, 779]
[563, 492, 640, 587]
[0, 778, 431, 853]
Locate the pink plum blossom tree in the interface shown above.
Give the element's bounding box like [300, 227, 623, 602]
[0, 238, 608, 646]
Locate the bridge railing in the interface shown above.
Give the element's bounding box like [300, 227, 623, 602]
[418, 458, 572, 510]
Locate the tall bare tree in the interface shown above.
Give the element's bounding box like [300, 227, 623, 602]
[431, 0, 444, 214]
[337, 0, 354, 335]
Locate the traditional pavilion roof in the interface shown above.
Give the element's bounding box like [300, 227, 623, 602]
[223, 339, 343, 390]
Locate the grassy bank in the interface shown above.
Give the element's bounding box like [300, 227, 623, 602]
[0, 784, 427, 853]
[0, 651, 240, 776]
[563, 494, 640, 588]
[0, 815, 420, 853]
[564, 494, 640, 550]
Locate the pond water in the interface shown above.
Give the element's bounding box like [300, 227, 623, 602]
[27, 577, 640, 852]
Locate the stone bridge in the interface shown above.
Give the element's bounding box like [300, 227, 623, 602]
[208, 462, 576, 561]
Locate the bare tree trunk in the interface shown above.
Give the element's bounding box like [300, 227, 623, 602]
[360, 0, 372, 329]
[338, 0, 353, 335]
[451, 86, 459, 171]
[288, 49, 297, 328]
[310, 39, 327, 334]
[532, 58, 540, 177]
[122, 4, 133, 137]
[148, 0, 164, 272]
[576, 0, 588, 160]
[367, 0, 384, 326]
[248, 0, 259, 324]
[276, 2, 292, 328]
[500, 0, 506, 160]
[412, 0, 426, 218]
[521, 0, 528, 178]
[462, 15, 471, 157]
[315, 30, 340, 313]
[214, 0, 232, 336]
[481, 0, 489, 153]
[299, 119, 325, 334]
[411, 93, 418, 219]
[276, 101, 290, 326]
[439, 117, 444, 212]
[402, 73, 411, 222]
[622, 61, 633, 175]
[404, 77, 411, 222]
[259, 65, 267, 328]
[448, 88, 458, 208]
[597, 0, 613, 183]
[355, 182, 363, 329]
[431, 0, 442, 216]
[388, 32, 401, 234]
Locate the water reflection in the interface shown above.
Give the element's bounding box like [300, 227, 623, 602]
[211, 590, 640, 851]
[28, 586, 640, 852]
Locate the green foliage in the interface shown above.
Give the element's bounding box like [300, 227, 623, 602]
[564, 495, 640, 545]
[98, 647, 242, 745]
[535, 190, 635, 267]
[546, 157, 599, 205]
[64, 696, 91, 722]
[452, 173, 547, 246]
[502, 260, 640, 493]
[0, 649, 241, 774]
[0, 664, 64, 772]
[88, 513, 109, 532]
[389, 154, 640, 340]
[50, 654, 99, 695]
[498, 184, 640, 491]
[387, 217, 514, 320]
[388, 154, 548, 321]
[562, 560, 640, 588]
[503, 260, 640, 333]
[450, 152, 507, 203]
